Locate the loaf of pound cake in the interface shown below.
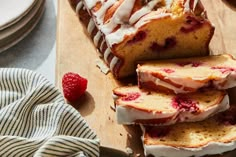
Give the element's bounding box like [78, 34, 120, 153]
[137, 54, 236, 94]
[113, 86, 229, 125]
[68, 0, 215, 78]
[141, 105, 236, 157]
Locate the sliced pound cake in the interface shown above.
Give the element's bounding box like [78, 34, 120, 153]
[113, 86, 229, 125]
[141, 105, 236, 157]
[69, 0, 214, 78]
[137, 54, 236, 94]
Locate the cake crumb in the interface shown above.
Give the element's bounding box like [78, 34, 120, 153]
[127, 133, 132, 138]
[96, 59, 110, 74]
[120, 133, 123, 136]
[110, 105, 116, 112]
[126, 147, 133, 155]
[96, 49, 103, 57]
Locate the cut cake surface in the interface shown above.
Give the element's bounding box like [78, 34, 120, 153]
[113, 86, 229, 125]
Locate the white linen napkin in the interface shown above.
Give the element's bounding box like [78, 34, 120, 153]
[0, 68, 100, 157]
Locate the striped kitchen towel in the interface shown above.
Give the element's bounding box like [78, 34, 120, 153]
[0, 68, 100, 157]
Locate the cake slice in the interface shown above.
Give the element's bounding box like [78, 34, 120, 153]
[113, 86, 229, 125]
[141, 105, 236, 157]
[137, 54, 236, 94]
[69, 0, 214, 78]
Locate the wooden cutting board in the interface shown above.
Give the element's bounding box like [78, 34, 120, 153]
[56, 0, 236, 156]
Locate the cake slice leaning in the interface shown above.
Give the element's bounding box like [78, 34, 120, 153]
[137, 54, 236, 94]
[112, 86, 229, 125]
[141, 105, 236, 157]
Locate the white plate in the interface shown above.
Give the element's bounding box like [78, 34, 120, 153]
[0, 0, 45, 53]
[0, 0, 36, 30]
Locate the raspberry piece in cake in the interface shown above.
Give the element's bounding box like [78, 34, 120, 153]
[162, 68, 175, 74]
[180, 16, 204, 33]
[121, 92, 141, 101]
[211, 66, 236, 74]
[127, 31, 147, 44]
[172, 96, 199, 113]
[150, 37, 177, 52]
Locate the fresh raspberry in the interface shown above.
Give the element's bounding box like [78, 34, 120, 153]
[62, 72, 88, 102]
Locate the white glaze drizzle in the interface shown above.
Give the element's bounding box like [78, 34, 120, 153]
[83, 0, 100, 10]
[135, 11, 171, 28]
[104, 48, 111, 63]
[184, 0, 191, 11]
[76, 1, 83, 14]
[94, 0, 117, 25]
[110, 56, 119, 71]
[94, 31, 102, 46]
[90, 0, 171, 47]
[105, 26, 136, 47]
[184, 0, 199, 12]
[111, 0, 135, 24]
[193, 0, 199, 11]
[129, 0, 161, 25]
[165, 0, 173, 9]
[87, 18, 95, 35]
[99, 39, 105, 50]
[99, 0, 136, 37]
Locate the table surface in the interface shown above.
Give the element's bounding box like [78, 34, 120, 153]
[0, 0, 57, 84]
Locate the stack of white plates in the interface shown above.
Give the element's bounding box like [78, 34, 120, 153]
[0, 0, 45, 53]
